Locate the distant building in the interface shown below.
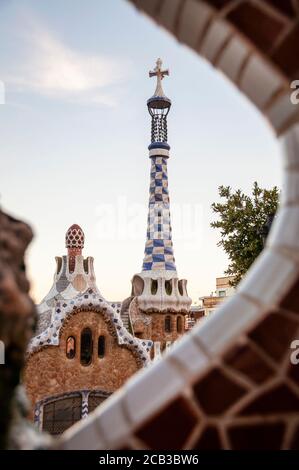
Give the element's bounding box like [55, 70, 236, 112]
[187, 276, 235, 329]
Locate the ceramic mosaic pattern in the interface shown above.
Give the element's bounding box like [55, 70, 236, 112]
[65, 225, 85, 249]
[55, 0, 299, 450]
[28, 288, 152, 366]
[142, 156, 176, 272]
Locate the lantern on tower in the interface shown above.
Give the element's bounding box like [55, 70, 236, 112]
[147, 58, 171, 150]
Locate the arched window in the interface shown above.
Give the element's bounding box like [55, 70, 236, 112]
[177, 316, 183, 333]
[66, 336, 76, 359]
[80, 328, 93, 366]
[42, 394, 81, 435]
[151, 279, 158, 295]
[165, 315, 171, 333]
[98, 336, 106, 358]
[88, 392, 107, 413]
[165, 280, 172, 295]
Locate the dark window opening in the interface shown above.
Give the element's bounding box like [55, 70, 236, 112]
[56, 257, 62, 275]
[42, 395, 81, 435]
[83, 258, 89, 274]
[178, 280, 184, 296]
[165, 280, 172, 295]
[177, 316, 183, 333]
[80, 328, 93, 366]
[88, 393, 107, 413]
[165, 315, 171, 333]
[98, 335, 106, 358]
[66, 336, 76, 359]
[151, 279, 158, 295]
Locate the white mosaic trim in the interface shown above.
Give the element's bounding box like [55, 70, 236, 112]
[28, 288, 152, 366]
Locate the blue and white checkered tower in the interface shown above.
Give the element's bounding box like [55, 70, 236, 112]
[131, 59, 191, 314]
[142, 58, 176, 274]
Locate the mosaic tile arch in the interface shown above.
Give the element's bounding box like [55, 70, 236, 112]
[57, 0, 299, 449]
[27, 288, 152, 367]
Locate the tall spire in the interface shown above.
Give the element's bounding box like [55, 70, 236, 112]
[142, 59, 176, 274]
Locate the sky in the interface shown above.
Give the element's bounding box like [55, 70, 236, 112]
[0, 0, 282, 304]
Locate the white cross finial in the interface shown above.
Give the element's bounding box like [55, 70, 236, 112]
[149, 58, 169, 97]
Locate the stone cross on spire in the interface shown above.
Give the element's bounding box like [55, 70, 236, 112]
[149, 58, 169, 97]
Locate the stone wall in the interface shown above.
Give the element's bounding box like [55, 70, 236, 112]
[149, 313, 185, 345]
[24, 310, 140, 414]
[133, 310, 186, 359]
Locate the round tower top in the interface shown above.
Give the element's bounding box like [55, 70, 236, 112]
[65, 224, 85, 249]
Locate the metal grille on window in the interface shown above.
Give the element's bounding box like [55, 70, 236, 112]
[88, 392, 107, 414]
[42, 395, 82, 435]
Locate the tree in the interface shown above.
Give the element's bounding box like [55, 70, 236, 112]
[211, 182, 280, 286]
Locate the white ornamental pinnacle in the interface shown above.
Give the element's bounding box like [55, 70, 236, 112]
[149, 58, 169, 98]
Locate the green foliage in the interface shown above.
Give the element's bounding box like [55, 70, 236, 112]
[211, 182, 280, 286]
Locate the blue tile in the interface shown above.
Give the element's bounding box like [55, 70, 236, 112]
[153, 254, 165, 262]
[142, 262, 153, 270]
[153, 239, 164, 247]
[165, 262, 176, 270]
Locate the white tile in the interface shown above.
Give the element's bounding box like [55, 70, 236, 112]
[281, 169, 299, 205]
[238, 248, 299, 306]
[169, 334, 210, 379]
[58, 416, 106, 450]
[178, 0, 212, 49]
[124, 358, 185, 426]
[201, 19, 232, 63]
[267, 206, 299, 253]
[93, 390, 130, 447]
[267, 92, 299, 134]
[281, 123, 299, 168]
[191, 294, 261, 356]
[218, 36, 249, 83]
[240, 56, 283, 109]
[158, 0, 181, 32]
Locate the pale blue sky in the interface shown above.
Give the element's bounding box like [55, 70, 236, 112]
[0, 0, 282, 303]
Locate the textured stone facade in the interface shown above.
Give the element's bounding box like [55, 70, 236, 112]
[24, 309, 140, 416]
[134, 312, 185, 346]
[128, 296, 186, 356]
[149, 313, 185, 344]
